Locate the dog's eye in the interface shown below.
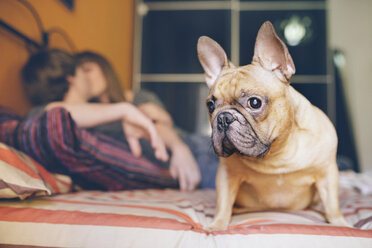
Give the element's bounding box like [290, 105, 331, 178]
[206, 100, 215, 114]
[248, 97, 262, 109]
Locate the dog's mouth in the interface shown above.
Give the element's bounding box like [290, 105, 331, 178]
[217, 133, 270, 158]
[211, 111, 271, 158]
[221, 136, 238, 157]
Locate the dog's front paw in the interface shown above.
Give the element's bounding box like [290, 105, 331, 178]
[205, 219, 229, 232]
[329, 216, 352, 227]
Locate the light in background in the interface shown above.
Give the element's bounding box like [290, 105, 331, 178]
[281, 15, 312, 46]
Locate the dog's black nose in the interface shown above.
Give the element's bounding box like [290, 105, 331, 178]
[217, 112, 234, 132]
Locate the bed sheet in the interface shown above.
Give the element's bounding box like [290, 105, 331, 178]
[0, 178, 371, 248]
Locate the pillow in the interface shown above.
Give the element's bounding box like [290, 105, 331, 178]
[0, 142, 72, 200]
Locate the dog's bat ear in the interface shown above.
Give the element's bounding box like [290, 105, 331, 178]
[197, 36, 230, 88]
[253, 21, 295, 81]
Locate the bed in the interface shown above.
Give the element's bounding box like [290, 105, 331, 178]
[0, 106, 371, 247]
[0, 171, 371, 247]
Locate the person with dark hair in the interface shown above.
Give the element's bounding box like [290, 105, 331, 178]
[75, 51, 126, 103]
[22, 49, 74, 105]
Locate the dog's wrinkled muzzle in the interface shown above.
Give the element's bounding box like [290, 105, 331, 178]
[211, 109, 270, 158]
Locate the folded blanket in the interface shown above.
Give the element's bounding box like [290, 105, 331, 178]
[0, 106, 177, 191]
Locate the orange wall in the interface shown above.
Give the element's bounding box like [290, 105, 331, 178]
[0, 0, 134, 114]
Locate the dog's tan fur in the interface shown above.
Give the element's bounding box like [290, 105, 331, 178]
[197, 21, 348, 231]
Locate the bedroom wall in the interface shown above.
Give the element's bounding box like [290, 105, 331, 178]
[0, 0, 134, 115]
[328, 0, 372, 172]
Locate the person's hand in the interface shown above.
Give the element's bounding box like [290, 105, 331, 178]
[169, 144, 201, 191]
[121, 104, 168, 162]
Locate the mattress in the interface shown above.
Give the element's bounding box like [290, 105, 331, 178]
[0, 182, 371, 248]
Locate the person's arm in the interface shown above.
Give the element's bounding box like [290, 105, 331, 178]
[137, 102, 201, 191]
[45, 101, 168, 162]
[46, 102, 135, 128]
[155, 123, 201, 191]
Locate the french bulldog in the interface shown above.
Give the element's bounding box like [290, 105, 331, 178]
[197, 21, 348, 231]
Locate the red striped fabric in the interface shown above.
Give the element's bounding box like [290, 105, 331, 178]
[0, 106, 178, 191]
[1, 205, 370, 238]
[0, 206, 192, 231]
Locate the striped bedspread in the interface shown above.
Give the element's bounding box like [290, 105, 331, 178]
[0, 184, 371, 247]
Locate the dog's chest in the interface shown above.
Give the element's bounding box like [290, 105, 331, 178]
[236, 170, 316, 210]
